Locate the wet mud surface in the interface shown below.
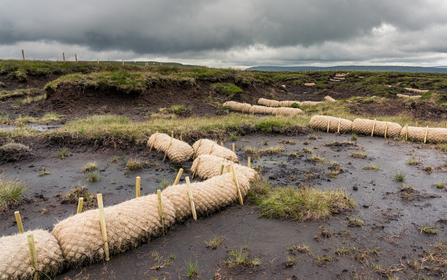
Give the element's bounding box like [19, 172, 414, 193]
[2, 133, 447, 279]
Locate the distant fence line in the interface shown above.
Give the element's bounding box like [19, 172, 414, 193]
[0, 50, 80, 62]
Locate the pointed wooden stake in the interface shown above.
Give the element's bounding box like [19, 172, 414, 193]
[248, 157, 251, 168]
[157, 190, 165, 236]
[173, 168, 183, 185]
[15, 211, 24, 233]
[405, 124, 408, 141]
[97, 194, 110, 261]
[192, 158, 200, 179]
[219, 164, 224, 175]
[424, 126, 429, 144]
[193, 139, 202, 159]
[371, 119, 376, 137]
[163, 131, 174, 161]
[77, 198, 84, 214]
[27, 234, 38, 280]
[185, 177, 197, 221]
[233, 143, 235, 153]
[136, 176, 141, 198]
[384, 123, 388, 139]
[231, 166, 244, 205]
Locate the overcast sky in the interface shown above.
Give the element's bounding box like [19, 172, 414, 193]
[1, 0, 447, 68]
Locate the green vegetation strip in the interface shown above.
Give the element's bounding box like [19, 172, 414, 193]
[247, 179, 356, 221]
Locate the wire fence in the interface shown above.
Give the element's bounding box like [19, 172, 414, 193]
[0, 50, 79, 62]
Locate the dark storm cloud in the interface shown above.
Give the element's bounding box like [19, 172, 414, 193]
[1, 0, 447, 65]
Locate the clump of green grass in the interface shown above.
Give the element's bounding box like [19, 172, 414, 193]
[421, 225, 438, 235]
[348, 217, 364, 227]
[350, 152, 367, 159]
[205, 235, 224, 249]
[364, 164, 380, 171]
[244, 145, 284, 159]
[0, 177, 27, 211]
[10, 68, 27, 81]
[211, 83, 243, 98]
[406, 157, 419, 165]
[246, 179, 356, 221]
[87, 171, 101, 182]
[288, 244, 310, 254]
[61, 185, 96, 209]
[225, 247, 262, 268]
[424, 166, 433, 174]
[394, 171, 406, 182]
[126, 158, 156, 171]
[38, 167, 51, 176]
[435, 179, 445, 189]
[351, 132, 358, 141]
[38, 112, 63, 124]
[0, 111, 11, 125]
[303, 147, 313, 153]
[16, 115, 37, 126]
[310, 153, 326, 163]
[159, 177, 170, 189]
[82, 162, 97, 173]
[162, 105, 193, 117]
[185, 259, 200, 278]
[53, 147, 71, 160]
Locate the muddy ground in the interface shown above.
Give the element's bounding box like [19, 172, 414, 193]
[1, 132, 447, 279]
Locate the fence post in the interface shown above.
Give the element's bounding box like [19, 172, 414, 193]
[122, 59, 124, 66]
[75, 54, 78, 62]
[63, 52, 65, 62]
[22, 50, 25, 61]
[97, 58, 99, 64]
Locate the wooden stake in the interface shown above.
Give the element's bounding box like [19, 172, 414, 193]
[77, 197, 84, 214]
[193, 139, 202, 158]
[368, 116, 370, 120]
[27, 234, 38, 280]
[226, 165, 230, 173]
[149, 131, 158, 152]
[445, 121, 446, 128]
[157, 190, 165, 236]
[180, 134, 182, 141]
[185, 177, 197, 221]
[15, 211, 24, 233]
[136, 176, 141, 198]
[390, 118, 393, 123]
[371, 119, 376, 137]
[97, 58, 99, 64]
[337, 118, 341, 134]
[221, 141, 224, 147]
[416, 121, 418, 127]
[75, 54, 78, 62]
[384, 123, 388, 139]
[163, 131, 174, 161]
[405, 124, 408, 141]
[327, 119, 331, 133]
[192, 158, 200, 179]
[97, 194, 110, 261]
[248, 157, 251, 168]
[219, 164, 224, 175]
[233, 143, 235, 153]
[231, 166, 244, 205]
[424, 126, 429, 144]
[173, 168, 183, 185]
[63, 52, 65, 62]
[208, 145, 214, 155]
[22, 50, 25, 61]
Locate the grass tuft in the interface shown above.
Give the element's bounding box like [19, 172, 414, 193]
[185, 259, 200, 279]
[82, 162, 97, 173]
[350, 152, 367, 159]
[0, 177, 27, 211]
[246, 179, 356, 221]
[394, 171, 406, 182]
[205, 235, 224, 249]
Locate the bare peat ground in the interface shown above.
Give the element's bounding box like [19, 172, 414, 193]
[1, 133, 447, 279]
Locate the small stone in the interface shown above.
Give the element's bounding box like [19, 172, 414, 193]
[353, 186, 358, 191]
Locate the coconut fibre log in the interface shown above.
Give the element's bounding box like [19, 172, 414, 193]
[352, 119, 402, 138]
[301, 101, 321, 106]
[162, 173, 250, 223]
[309, 115, 352, 134]
[222, 101, 252, 113]
[324, 96, 336, 102]
[147, 133, 193, 163]
[275, 107, 303, 116]
[279, 100, 300, 107]
[191, 154, 259, 182]
[0, 229, 65, 279]
[193, 139, 238, 162]
[249, 105, 277, 114]
[400, 126, 447, 143]
[52, 194, 175, 266]
[258, 98, 280, 107]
